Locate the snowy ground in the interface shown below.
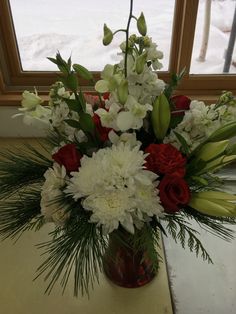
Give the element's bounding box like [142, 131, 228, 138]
[9, 0, 236, 73]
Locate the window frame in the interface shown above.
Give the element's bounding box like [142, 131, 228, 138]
[0, 0, 235, 106]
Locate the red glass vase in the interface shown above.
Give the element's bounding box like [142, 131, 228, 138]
[103, 229, 157, 288]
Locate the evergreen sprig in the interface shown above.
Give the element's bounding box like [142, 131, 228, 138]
[0, 143, 52, 199]
[0, 187, 44, 240]
[35, 206, 108, 296]
[132, 224, 162, 272]
[184, 206, 236, 241]
[162, 214, 213, 264]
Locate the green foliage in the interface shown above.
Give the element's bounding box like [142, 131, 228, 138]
[73, 64, 93, 81]
[48, 53, 72, 75]
[162, 209, 236, 264]
[173, 131, 190, 156]
[184, 206, 236, 241]
[0, 143, 52, 199]
[164, 67, 186, 101]
[35, 206, 108, 296]
[0, 187, 44, 240]
[162, 214, 213, 263]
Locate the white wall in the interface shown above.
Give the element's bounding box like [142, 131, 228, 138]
[0, 106, 45, 137]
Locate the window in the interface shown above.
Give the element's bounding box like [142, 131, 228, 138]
[0, 0, 235, 106]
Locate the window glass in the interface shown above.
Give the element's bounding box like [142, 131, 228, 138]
[190, 0, 236, 74]
[9, 0, 175, 71]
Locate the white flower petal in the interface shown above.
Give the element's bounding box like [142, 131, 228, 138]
[116, 111, 134, 131]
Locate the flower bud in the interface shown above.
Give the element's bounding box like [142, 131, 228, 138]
[195, 140, 229, 161]
[137, 12, 147, 36]
[208, 122, 236, 142]
[189, 191, 236, 216]
[129, 34, 137, 44]
[103, 24, 113, 46]
[143, 36, 151, 47]
[151, 93, 171, 140]
[226, 143, 236, 155]
[117, 79, 128, 105]
[135, 51, 147, 74]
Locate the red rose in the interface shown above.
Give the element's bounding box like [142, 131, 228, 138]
[145, 143, 186, 177]
[171, 95, 191, 116]
[93, 113, 111, 142]
[159, 175, 191, 213]
[52, 144, 82, 173]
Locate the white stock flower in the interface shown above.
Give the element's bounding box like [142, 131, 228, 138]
[66, 143, 163, 234]
[18, 105, 50, 126]
[14, 89, 51, 126]
[57, 87, 70, 99]
[51, 101, 70, 128]
[108, 130, 141, 147]
[164, 99, 236, 152]
[41, 163, 69, 225]
[95, 102, 121, 130]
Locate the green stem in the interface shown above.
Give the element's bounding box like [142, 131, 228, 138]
[124, 0, 134, 77]
[113, 29, 126, 35]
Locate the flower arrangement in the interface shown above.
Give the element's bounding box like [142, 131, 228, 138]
[1, 0, 236, 296]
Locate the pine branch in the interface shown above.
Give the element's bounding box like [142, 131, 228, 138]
[35, 207, 108, 296]
[0, 143, 52, 199]
[183, 206, 236, 241]
[0, 187, 43, 240]
[126, 225, 162, 273]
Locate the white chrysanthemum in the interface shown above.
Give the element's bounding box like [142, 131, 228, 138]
[41, 163, 69, 225]
[83, 191, 136, 234]
[66, 143, 163, 234]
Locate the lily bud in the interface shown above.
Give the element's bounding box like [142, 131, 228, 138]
[135, 51, 147, 74]
[117, 79, 128, 105]
[226, 143, 236, 155]
[195, 140, 229, 161]
[151, 93, 171, 140]
[103, 24, 113, 46]
[199, 154, 236, 173]
[189, 192, 236, 217]
[208, 122, 236, 142]
[137, 12, 147, 36]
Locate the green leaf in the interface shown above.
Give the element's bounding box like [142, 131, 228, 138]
[73, 64, 93, 81]
[173, 131, 190, 155]
[64, 98, 82, 113]
[48, 52, 71, 74]
[64, 119, 81, 129]
[65, 73, 78, 91]
[78, 91, 86, 112]
[79, 112, 95, 132]
[169, 114, 184, 129]
[164, 67, 186, 100]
